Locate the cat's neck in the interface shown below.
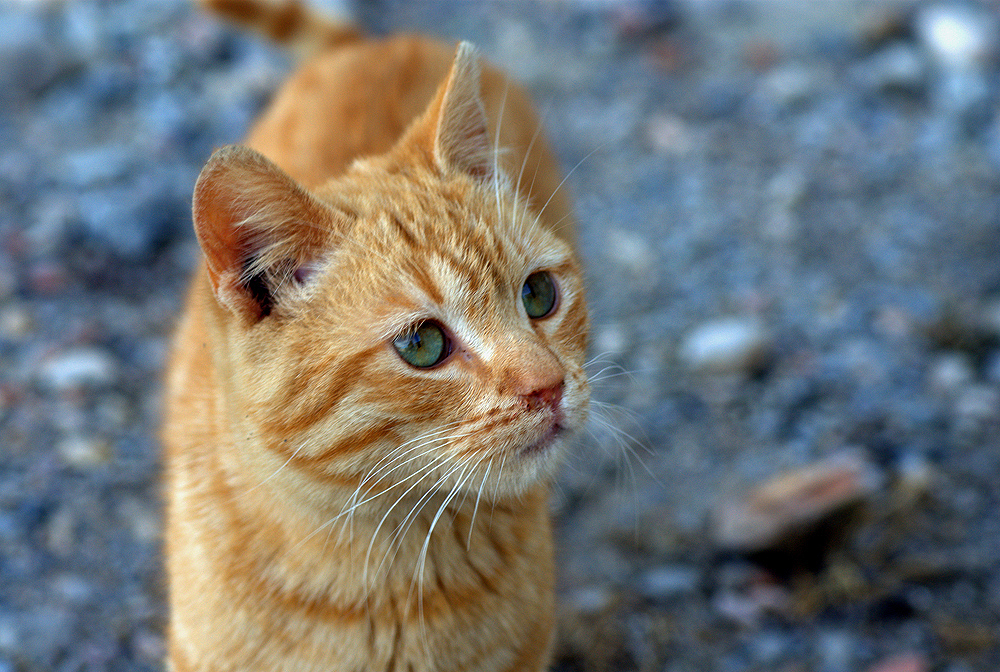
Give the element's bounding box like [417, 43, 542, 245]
[211, 439, 547, 605]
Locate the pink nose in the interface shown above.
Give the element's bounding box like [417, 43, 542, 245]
[522, 381, 564, 412]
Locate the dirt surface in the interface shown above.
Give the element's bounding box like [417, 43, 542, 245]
[1, 1, 998, 670]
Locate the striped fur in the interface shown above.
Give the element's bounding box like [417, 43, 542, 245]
[163, 3, 588, 671]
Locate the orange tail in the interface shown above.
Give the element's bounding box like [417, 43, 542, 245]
[200, 0, 361, 57]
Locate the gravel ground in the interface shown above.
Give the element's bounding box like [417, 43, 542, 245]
[1, 1, 999, 671]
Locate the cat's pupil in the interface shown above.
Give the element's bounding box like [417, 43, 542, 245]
[393, 321, 448, 368]
[521, 271, 557, 319]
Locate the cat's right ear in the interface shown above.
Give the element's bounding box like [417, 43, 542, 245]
[192, 145, 334, 321]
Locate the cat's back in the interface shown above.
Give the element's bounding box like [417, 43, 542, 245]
[244, 35, 449, 186]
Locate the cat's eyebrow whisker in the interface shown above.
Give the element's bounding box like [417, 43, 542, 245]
[545, 208, 576, 236]
[536, 142, 606, 226]
[515, 111, 547, 212]
[493, 82, 510, 229]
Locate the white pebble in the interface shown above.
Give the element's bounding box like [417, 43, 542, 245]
[57, 436, 110, 469]
[565, 585, 613, 614]
[864, 42, 927, 92]
[679, 316, 771, 373]
[955, 384, 999, 420]
[915, 3, 997, 71]
[593, 322, 630, 358]
[37, 347, 117, 390]
[647, 114, 692, 155]
[758, 64, 817, 109]
[637, 565, 700, 600]
[605, 229, 654, 275]
[0, 304, 33, 339]
[928, 352, 975, 395]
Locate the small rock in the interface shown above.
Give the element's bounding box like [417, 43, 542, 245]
[750, 629, 795, 665]
[983, 350, 1000, 384]
[0, 9, 66, 102]
[118, 497, 160, 543]
[914, 3, 997, 72]
[817, 629, 856, 672]
[96, 393, 131, 430]
[0, 305, 33, 339]
[27, 195, 76, 256]
[934, 69, 991, 117]
[865, 652, 930, 672]
[893, 452, 935, 507]
[647, 114, 692, 155]
[51, 574, 94, 605]
[713, 582, 790, 628]
[873, 304, 917, 340]
[0, 258, 15, 301]
[953, 384, 998, 420]
[757, 64, 817, 110]
[37, 348, 118, 391]
[59, 145, 135, 189]
[57, 436, 110, 469]
[75, 187, 178, 259]
[861, 42, 927, 93]
[614, 0, 683, 41]
[636, 565, 700, 600]
[45, 506, 77, 557]
[0, 612, 15, 651]
[679, 316, 772, 374]
[131, 628, 166, 665]
[979, 298, 1000, 336]
[764, 167, 808, 241]
[712, 451, 881, 553]
[605, 229, 654, 275]
[27, 260, 68, 294]
[592, 322, 630, 358]
[564, 585, 614, 615]
[742, 41, 781, 72]
[927, 352, 975, 395]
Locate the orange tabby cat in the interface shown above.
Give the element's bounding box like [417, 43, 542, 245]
[162, 1, 589, 670]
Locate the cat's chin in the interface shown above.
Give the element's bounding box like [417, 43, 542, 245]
[518, 421, 564, 459]
[496, 423, 571, 493]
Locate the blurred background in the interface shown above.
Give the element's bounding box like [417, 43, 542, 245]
[1, 0, 998, 670]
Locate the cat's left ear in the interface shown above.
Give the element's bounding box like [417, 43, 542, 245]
[426, 41, 496, 181]
[192, 145, 338, 322]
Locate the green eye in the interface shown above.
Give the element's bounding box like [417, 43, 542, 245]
[393, 321, 449, 368]
[521, 271, 557, 319]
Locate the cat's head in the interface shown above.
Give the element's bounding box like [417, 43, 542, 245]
[191, 43, 589, 505]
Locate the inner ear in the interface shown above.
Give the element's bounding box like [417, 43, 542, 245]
[431, 42, 496, 181]
[192, 145, 338, 321]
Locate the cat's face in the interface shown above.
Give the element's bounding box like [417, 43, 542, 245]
[259, 170, 588, 500]
[192, 45, 589, 507]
